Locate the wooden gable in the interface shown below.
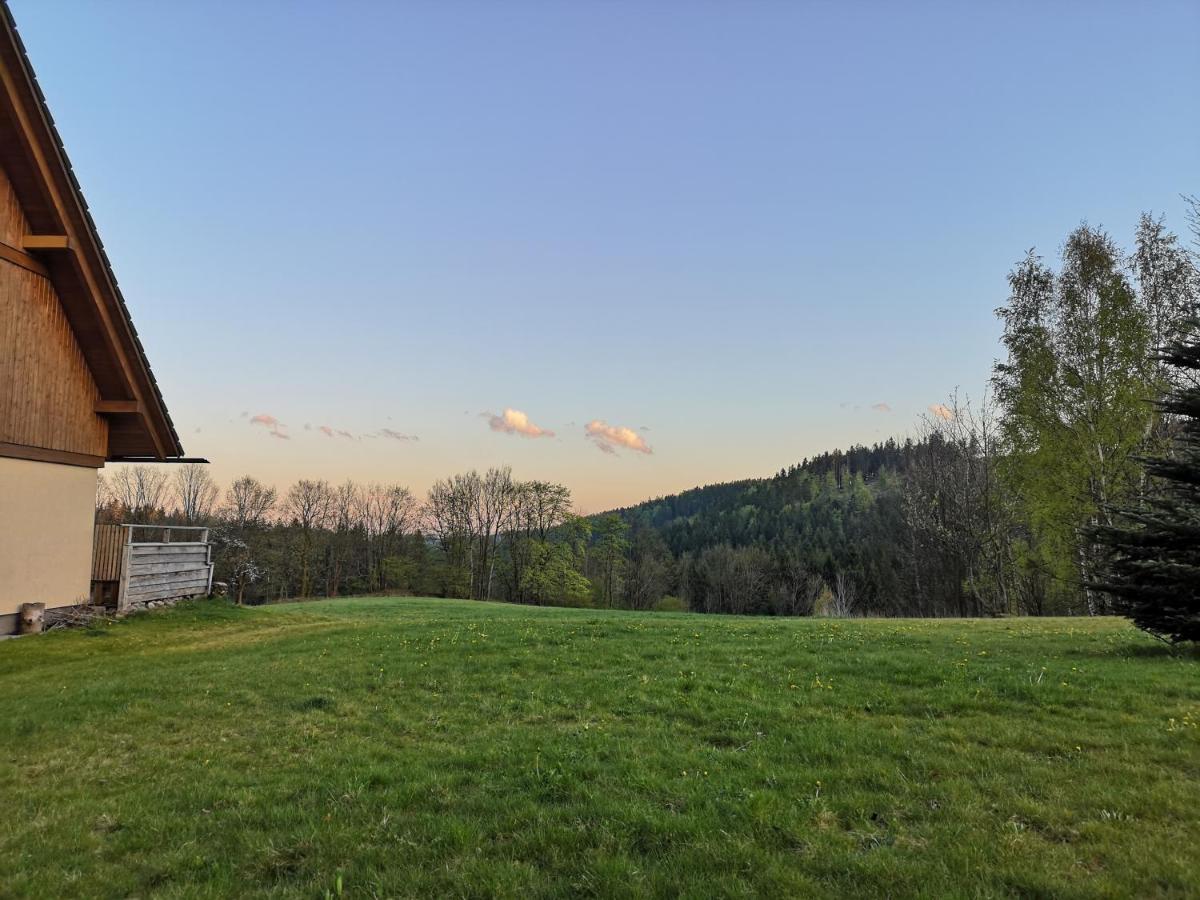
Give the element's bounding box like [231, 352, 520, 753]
[0, 2, 184, 465]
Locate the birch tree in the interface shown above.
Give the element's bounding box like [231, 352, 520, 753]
[993, 225, 1158, 613]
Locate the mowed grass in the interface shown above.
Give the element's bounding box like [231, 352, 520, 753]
[0, 599, 1197, 898]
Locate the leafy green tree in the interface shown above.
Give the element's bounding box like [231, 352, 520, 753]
[502, 480, 572, 603]
[1092, 331, 1200, 642]
[522, 540, 592, 607]
[993, 225, 1159, 613]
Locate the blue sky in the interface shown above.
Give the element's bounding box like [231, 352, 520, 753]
[12, 1, 1198, 510]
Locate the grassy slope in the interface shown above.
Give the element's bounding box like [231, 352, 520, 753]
[0, 599, 1197, 899]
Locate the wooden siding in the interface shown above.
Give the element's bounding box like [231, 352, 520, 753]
[0, 147, 26, 247]
[0, 256, 107, 457]
[91, 523, 124, 582]
[118, 541, 213, 609]
[0, 157, 106, 460]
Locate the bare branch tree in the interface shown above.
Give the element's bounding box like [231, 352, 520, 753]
[107, 465, 169, 522]
[424, 468, 517, 600]
[173, 463, 219, 524]
[221, 476, 278, 528]
[285, 479, 334, 598]
[828, 572, 858, 618]
[357, 483, 416, 590]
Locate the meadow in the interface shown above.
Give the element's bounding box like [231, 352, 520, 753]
[0, 598, 1196, 898]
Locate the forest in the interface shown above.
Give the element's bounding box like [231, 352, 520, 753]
[96, 209, 1200, 631]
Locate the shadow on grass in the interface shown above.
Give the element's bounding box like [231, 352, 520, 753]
[1068, 641, 1200, 661]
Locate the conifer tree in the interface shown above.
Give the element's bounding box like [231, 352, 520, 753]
[1092, 330, 1200, 643]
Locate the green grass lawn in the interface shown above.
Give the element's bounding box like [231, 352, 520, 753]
[1, 598, 1197, 898]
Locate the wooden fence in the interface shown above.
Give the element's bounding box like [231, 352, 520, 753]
[92, 524, 125, 583]
[92, 524, 214, 611]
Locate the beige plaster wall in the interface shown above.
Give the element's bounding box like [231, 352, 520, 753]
[0, 456, 95, 618]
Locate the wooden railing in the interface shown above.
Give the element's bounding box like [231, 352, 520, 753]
[119, 524, 212, 545]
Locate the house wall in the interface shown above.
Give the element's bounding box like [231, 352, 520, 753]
[0, 456, 96, 629]
[0, 163, 107, 459]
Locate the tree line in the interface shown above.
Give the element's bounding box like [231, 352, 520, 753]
[97, 465, 601, 608]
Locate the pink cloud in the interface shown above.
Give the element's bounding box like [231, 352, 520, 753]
[585, 420, 652, 455]
[872, 403, 892, 413]
[380, 428, 417, 441]
[250, 413, 288, 439]
[929, 403, 955, 421]
[488, 408, 555, 439]
[318, 425, 335, 438]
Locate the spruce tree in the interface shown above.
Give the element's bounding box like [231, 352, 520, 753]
[1092, 330, 1200, 643]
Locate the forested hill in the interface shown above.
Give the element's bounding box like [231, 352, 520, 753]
[593, 438, 941, 616]
[602, 438, 912, 547]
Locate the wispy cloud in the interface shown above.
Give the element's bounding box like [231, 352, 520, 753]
[488, 408, 555, 439]
[250, 413, 288, 439]
[929, 403, 955, 421]
[337, 429, 354, 439]
[871, 402, 892, 413]
[585, 420, 652, 456]
[318, 425, 335, 438]
[269, 430, 290, 440]
[380, 428, 418, 442]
